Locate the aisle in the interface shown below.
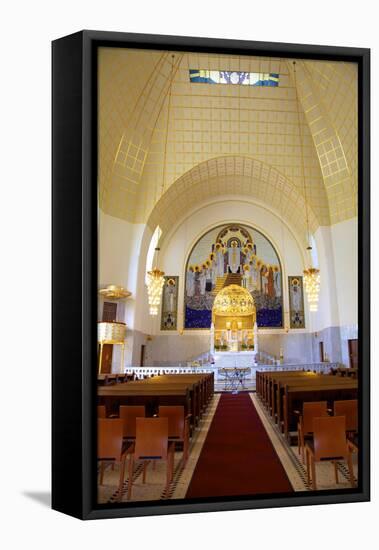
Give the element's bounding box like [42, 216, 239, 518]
[186, 393, 293, 498]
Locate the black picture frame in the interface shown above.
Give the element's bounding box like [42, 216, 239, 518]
[52, 30, 370, 520]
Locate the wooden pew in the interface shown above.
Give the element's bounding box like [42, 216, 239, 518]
[273, 373, 331, 423]
[282, 381, 358, 441]
[257, 371, 318, 414]
[98, 385, 191, 420]
[97, 373, 213, 428]
[135, 377, 202, 423]
[129, 373, 213, 420]
[256, 371, 305, 408]
[276, 376, 356, 430]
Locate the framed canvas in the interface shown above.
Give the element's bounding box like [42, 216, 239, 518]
[52, 30, 370, 520]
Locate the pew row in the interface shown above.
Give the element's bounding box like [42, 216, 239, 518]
[97, 373, 214, 429]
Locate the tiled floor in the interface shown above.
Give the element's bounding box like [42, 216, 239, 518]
[250, 393, 358, 491]
[97, 394, 220, 504]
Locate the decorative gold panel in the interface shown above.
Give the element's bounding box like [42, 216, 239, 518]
[97, 321, 126, 343]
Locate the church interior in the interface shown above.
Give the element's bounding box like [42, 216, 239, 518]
[97, 47, 359, 504]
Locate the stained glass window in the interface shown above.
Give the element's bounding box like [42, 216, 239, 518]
[189, 70, 279, 86]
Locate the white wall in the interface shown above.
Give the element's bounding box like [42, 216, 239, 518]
[98, 209, 145, 327]
[312, 225, 340, 332]
[331, 218, 358, 327]
[98, 210, 147, 369]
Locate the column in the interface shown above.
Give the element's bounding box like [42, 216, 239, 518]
[210, 322, 215, 355]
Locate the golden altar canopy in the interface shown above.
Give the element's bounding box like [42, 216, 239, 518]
[212, 284, 255, 317]
[212, 285, 256, 350]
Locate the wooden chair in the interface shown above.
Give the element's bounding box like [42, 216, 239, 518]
[97, 405, 106, 418]
[127, 417, 175, 500]
[334, 399, 358, 433]
[347, 433, 359, 454]
[98, 419, 128, 502]
[297, 402, 328, 461]
[119, 405, 145, 439]
[305, 416, 355, 490]
[158, 406, 191, 464]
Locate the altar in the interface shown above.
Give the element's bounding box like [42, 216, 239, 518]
[213, 350, 257, 369]
[210, 283, 258, 355]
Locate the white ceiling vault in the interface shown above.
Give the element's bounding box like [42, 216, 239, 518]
[98, 48, 357, 237]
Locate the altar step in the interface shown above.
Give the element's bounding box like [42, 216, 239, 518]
[225, 273, 242, 287]
[212, 273, 242, 295]
[212, 275, 228, 295]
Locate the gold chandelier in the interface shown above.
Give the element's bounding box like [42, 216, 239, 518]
[98, 284, 132, 299]
[303, 267, 320, 312]
[293, 60, 321, 312]
[146, 246, 165, 316]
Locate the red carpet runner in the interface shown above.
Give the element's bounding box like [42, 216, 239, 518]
[186, 393, 293, 498]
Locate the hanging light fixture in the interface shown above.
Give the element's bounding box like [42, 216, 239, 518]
[146, 247, 165, 316]
[99, 284, 132, 299]
[303, 267, 320, 311]
[293, 60, 320, 312]
[145, 55, 177, 316]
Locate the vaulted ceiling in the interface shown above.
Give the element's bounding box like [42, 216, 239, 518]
[98, 48, 357, 237]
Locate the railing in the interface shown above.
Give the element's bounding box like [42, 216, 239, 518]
[254, 362, 339, 373]
[124, 362, 338, 380]
[125, 365, 214, 379]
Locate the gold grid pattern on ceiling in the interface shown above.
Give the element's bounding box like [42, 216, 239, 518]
[289, 60, 358, 223]
[98, 48, 357, 229]
[98, 49, 181, 220]
[147, 156, 318, 247]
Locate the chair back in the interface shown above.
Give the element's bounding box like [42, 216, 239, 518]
[134, 417, 169, 460]
[313, 416, 347, 461]
[334, 400, 358, 432]
[98, 418, 124, 461]
[302, 401, 328, 433]
[119, 405, 145, 437]
[97, 405, 106, 418]
[158, 406, 185, 438]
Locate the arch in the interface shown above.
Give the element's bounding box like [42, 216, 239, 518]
[146, 156, 321, 248]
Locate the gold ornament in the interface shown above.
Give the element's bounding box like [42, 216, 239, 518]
[213, 284, 255, 316]
[99, 285, 132, 299]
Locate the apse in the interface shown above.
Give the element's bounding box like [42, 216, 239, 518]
[183, 223, 284, 329]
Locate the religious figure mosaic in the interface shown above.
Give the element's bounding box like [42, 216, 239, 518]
[160, 276, 179, 330]
[288, 276, 305, 329]
[184, 224, 283, 329]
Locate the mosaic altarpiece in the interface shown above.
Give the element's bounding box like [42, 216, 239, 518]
[184, 224, 283, 329]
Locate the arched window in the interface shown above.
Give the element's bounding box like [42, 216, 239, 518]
[145, 226, 162, 284]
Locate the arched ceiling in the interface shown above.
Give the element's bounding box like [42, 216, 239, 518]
[98, 48, 357, 230]
[147, 156, 318, 248]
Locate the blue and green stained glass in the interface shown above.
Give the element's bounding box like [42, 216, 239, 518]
[189, 70, 279, 87]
